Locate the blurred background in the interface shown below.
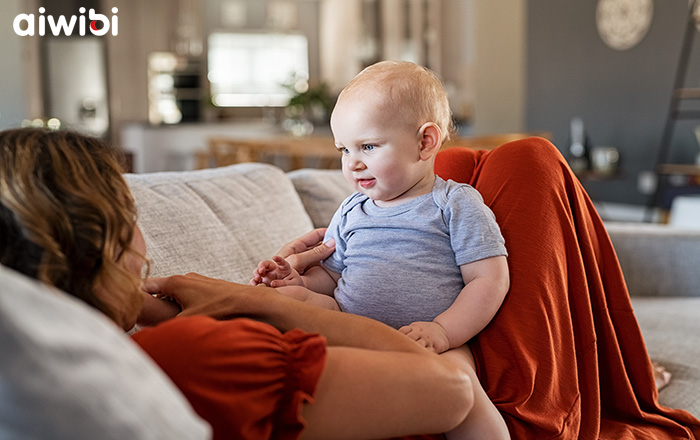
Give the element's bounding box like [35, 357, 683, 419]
[2, 0, 700, 220]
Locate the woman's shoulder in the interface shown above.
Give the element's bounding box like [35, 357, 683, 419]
[132, 318, 326, 440]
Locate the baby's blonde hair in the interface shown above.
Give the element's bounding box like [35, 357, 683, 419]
[338, 60, 454, 143]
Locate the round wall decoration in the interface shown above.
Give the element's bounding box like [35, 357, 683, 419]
[596, 0, 654, 51]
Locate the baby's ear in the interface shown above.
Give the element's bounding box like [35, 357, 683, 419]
[418, 123, 442, 161]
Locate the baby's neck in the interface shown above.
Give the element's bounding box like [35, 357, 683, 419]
[373, 173, 436, 208]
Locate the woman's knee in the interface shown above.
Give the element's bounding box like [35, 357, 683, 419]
[487, 137, 565, 172]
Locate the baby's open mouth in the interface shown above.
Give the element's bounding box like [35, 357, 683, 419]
[358, 178, 376, 188]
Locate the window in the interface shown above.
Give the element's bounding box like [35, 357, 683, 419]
[207, 32, 309, 107]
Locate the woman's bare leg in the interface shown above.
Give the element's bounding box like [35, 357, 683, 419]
[301, 346, 473, 439]
[653, 362, 672, 391]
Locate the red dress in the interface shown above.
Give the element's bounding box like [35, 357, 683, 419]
[132, 316, 326, 440]
[434, 138, 700, 439]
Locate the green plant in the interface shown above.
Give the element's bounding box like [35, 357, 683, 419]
[283, 75, 333, 124]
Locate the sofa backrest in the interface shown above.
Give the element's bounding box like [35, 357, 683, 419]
[126, 163, 314, 283]
[287, 168, 352, 228]
[606, 222, 700, 297]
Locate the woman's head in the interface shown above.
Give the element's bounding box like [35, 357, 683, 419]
[0, 127, 146, 330]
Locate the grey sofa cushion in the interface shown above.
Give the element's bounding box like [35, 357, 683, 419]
[632, 296, 700, 417]
[0, 265, 210, 439]
[287, 168, 351, 228]
[126, 163, 314, 283]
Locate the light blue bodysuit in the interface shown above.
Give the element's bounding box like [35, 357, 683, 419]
[322, 176, 507, 329]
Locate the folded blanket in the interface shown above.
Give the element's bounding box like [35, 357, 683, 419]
[433, 138, 700, 439]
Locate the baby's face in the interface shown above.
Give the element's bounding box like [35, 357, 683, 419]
[330, 91, 435, 207]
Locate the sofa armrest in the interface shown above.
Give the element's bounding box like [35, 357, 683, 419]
[605, 222, 700, 297]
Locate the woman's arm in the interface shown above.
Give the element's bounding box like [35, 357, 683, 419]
[303, 346, 472, 439]
[143, 274, 474, 438]
[144, 273, 426, 353]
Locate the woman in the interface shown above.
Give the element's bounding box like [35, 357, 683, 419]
[3, 127, 699, 439]
[0, 127, 472, 440]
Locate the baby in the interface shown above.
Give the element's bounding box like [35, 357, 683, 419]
[252, 61, 511, 439]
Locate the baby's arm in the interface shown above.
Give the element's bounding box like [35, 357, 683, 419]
[400, 255, 509, 353]
[275, 265, 341, 310]
[250, 255, 342, 311]
[298, 264, 341, 295]
[251, 255, 339, 292]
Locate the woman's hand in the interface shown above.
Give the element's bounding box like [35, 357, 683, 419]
[142, 273, 254, 320]
[136, 290, 182, 327]
[276, 228, 335, 274]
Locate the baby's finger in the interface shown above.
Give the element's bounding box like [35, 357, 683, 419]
[402, 331, 421, 343]
[270, 279, 290, 288]
[257, 260, 273, 272]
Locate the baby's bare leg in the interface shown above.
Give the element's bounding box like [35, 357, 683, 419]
[441, 345, 510, 440]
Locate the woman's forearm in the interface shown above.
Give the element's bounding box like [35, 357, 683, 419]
[240, 286, 431, 355]
[146, 274, 428, 355]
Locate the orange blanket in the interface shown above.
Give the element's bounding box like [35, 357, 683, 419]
[432, 138, 700, 439]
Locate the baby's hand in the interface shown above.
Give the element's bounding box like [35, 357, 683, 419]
[249, 255, 304, 287]
[398, 321, 451, 354]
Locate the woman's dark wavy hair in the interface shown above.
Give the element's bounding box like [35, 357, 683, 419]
[0, 127, 144, 326]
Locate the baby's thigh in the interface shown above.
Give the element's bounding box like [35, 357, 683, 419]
[440, 344, 477, 374]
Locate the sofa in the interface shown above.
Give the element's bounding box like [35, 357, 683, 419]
[604, 222, 700, 415]
[126, 162, 700, 419]
[1, 161, 698, 438]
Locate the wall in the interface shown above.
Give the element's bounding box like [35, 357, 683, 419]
[5, 0, 695, 207]
[526, 1, 700, 205]
[105, 0, 180, 143]
[470, 0, 526, 135]
[317, 0, 526, 135]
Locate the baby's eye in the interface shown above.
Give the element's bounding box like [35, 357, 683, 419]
[342, 147, 350, 155]
[362, 144, 376, 151]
